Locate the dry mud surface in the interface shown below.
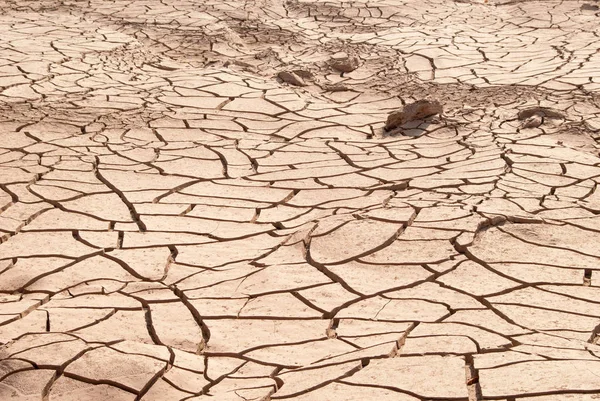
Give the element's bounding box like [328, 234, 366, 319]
[1, 0, 600, 400]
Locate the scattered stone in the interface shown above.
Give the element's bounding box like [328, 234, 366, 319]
[384, 99, 443, 131]
[277, 71, 306, 86]
[517, 107, 565, 120]
[521, 113, 543, 129]
[331, 55, 360, 73]
[518, 107, 565, 129]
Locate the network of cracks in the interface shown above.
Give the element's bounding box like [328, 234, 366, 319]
[1, 0, 600, 400]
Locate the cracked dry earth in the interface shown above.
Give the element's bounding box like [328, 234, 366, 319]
[3, 1, 600, 401]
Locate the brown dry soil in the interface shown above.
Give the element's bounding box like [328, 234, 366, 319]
[1, 0, 600, 400]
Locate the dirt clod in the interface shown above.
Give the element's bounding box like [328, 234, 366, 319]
[278, 71, 306, 86]
[385, 99, 443, 131]
[331, 56, 360, 73]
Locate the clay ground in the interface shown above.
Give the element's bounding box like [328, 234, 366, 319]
[1, 0, 600, 400]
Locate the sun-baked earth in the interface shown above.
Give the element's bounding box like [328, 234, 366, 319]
[1, 0, 600, 400]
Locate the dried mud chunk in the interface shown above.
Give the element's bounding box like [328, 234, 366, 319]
[330, 54, 360, 73]
[278, 71, 306, 87]
[521, 114, 543, 129]
[384, 100, 443, 131]
[517, 107, 565, 121]
[518, 107, 565, 129]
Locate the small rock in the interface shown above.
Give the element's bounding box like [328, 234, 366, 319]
[277, 71, 306, 87]
[521, 114, 543, 129]
[517, 107, 565, 120]
[517, 107, 565, 129]
[331, 56, 360, 73]
[384, 100, 443, 131]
